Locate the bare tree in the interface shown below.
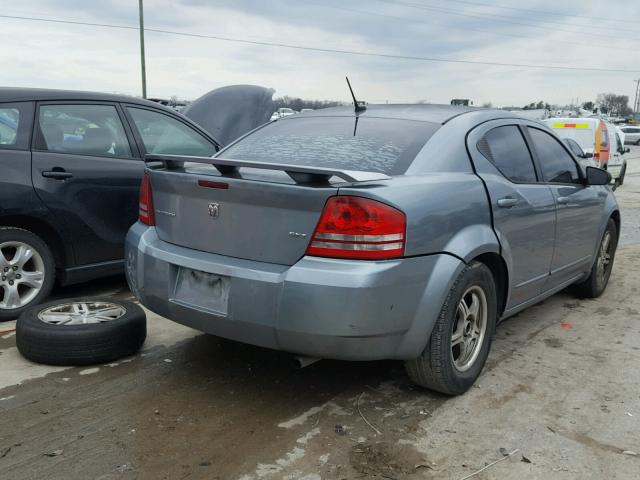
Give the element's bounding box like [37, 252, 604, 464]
[596, 93, 631, 116]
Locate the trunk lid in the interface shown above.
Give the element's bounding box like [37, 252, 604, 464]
[148, 167, 338, 265]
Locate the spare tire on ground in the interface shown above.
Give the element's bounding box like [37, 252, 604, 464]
[16, 298, 146, 366]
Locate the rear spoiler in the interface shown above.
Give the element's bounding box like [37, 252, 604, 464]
[144, 154, 391, 184]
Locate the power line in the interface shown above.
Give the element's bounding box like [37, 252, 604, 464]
[1, 13, 639, 73]
[305, 1, 637, 53]
[374, 0, 640, 40]
[444, 0, 639, 26]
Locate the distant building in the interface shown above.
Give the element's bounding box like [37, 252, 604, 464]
[450, 98, 472, 106]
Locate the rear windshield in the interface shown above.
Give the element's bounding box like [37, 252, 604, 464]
[220, 116, 439, 174]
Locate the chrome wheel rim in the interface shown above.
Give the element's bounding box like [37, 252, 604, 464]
[38, 302, 126, 325]
[596, 230, 612, 287]
[0, 241, 45, 310]
[451, 286, 488, 372]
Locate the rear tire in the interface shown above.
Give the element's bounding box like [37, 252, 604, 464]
[16, 297, 146, 366]
[570, 218, 617, 298]
[405, 262, 497, 395]
[0, 227, 55, 321]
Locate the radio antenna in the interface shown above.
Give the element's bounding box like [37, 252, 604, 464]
[346, 76, 366, 113]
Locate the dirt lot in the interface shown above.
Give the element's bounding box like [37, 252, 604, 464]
[1, 148, 639, 480]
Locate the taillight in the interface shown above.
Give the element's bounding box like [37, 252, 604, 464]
[306, 196, 406, 260]
[138, 173, 155, 226]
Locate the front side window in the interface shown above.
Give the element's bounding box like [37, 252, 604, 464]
[127, 107, 217, 157]
[528, 128, 580, 184]
[0, 107, 19, 146]
[38, 104, 132, 157]
[479, 125, 537, 183]
[564, 138, 584, 158]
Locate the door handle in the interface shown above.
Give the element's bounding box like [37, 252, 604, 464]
[557, 196, 570, 204]
[42, 169, 73, 180]
[497, 197, 518, 208]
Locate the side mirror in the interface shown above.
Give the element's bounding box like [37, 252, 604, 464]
[585, 166, 611, 186]
[583, 152, 593, 158]
[625, 147, 630, 153]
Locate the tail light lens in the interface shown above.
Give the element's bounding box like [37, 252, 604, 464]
[306, 196, 406, 260]
[138, 173, 155, 226]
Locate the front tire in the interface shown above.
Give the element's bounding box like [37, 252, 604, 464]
[0, 227, 55, 321]
[570, 218, 617, 298]
[405, 262, 497, 395]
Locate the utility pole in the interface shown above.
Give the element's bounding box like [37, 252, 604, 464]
[138, 0, 147, 99]
[634, 79, 640, 118]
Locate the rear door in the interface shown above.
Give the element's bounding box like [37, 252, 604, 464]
[467, 120, 556, 309]
[0, 102, 44, 219]
[31, 102, 143, 266]
[525, 126, 605, 286]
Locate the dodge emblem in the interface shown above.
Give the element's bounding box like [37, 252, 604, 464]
[208, 202, 220, 218]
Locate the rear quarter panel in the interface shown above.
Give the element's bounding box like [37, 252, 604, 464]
[339, 174, 497, 260]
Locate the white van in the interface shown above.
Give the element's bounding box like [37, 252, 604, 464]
[545, 117, 627, 187]
[544, 118, 609, 164]
[606, 121, 628, 187]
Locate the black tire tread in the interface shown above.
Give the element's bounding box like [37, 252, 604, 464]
[570, 218, 617, 299]
[16, 297, 146, 366]
[405, 265, 465, 394]
[405, 261, 497, 395]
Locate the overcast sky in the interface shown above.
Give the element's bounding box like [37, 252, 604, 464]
[2, 0, 639, 106]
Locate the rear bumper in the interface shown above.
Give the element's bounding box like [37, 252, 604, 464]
[125, 223, 464, 360]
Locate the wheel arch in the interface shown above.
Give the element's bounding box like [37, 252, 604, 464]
[0, 215, 70, 270]
[472, 252, 509, 318]
[610, 209, 621, 241]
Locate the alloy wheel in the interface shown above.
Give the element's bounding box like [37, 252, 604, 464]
[451, 285, 488, 372]
[0, 241, 45, 310]
[38, 302, 127, 325]
[596, 230, 613, 288]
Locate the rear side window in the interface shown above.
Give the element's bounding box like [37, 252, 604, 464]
[127, 107, 217, 157]
[38, 104, 132, 157]
[221, 116, 439, 175]
[478, 125, 537, 183]
[528, 127, 580, 184]
[0, 107, 19, 146]
[0, 102, 33, 150]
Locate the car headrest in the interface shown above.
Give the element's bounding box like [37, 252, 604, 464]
[42, 123, 64, 150]
[82, 128, 113, 155]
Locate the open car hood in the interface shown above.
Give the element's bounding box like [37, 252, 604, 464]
[183, 85, 275, 147]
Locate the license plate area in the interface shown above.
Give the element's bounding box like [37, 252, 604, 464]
[172, 267, 230, 315]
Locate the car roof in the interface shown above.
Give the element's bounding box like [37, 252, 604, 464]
[0, 87, 168, 110]
[284, 103, 495, 125]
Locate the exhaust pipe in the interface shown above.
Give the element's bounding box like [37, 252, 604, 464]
[294, 355, 321, 368]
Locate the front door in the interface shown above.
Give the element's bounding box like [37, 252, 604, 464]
[31, 102, 143, 266]
[525, 126, 606, 286]
[467, 122, 556, 309]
